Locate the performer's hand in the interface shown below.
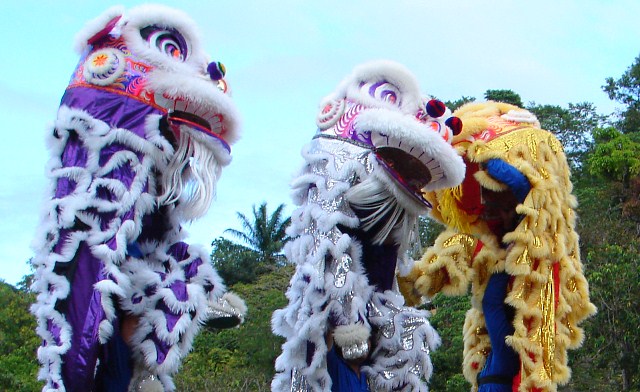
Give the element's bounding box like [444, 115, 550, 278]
[121, 314, 139, 346]
[341, 338, 371, 377]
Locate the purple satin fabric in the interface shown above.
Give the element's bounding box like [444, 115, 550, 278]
[48, 88, 216, 389]
[61, 87, 164, 138]
[58, 243, 108, 391]
[49, 88, 163, 390]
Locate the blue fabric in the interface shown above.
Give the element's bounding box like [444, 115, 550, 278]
[326, 346, 370, 392]
[478, 273, 519, 392]
[95, 323, 133, 392]
[127, 242, 144, 258]
[485, 159, 530, 203]
[478, 382, 512, 392]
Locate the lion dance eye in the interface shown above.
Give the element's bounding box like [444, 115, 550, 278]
[140, 26, 188, 61]
[360, 80, 401, 104]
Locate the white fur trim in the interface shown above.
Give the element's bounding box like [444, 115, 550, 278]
[333, 323, 371, 347]
[221, 292, 248, 317]
[501, 109, 541, 128]
[363, 291, 441, 391]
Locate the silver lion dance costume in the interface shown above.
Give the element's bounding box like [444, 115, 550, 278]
[30, 5, 246, 391]
[271, 61, 466, 391]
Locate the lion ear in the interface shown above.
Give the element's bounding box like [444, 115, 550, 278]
[73, 6, 125, 54]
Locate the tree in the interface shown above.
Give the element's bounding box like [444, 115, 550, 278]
[566, 243, 640, 391]
[210, 237, 262, 286]
[602, 53, 640, 133]
[445, 96, 476, 112]
[175, 265, 293, 391]
[484, 89, 523, 107]
[224, 202, 291, 267]
[564, 146, 640, 391]
[427, 294, 471, 392]
[0, 279, 42, 391]
[588, 127, 640, 189]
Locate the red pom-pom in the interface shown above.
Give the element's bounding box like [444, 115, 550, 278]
[425, 99, 446, 118]
[446, 116, 463, 135]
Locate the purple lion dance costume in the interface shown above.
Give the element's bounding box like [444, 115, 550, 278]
[30, 5, 246, 391]
[271, 61, 467, 391]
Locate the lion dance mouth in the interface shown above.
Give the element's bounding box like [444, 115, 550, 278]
[315, 93, 465, 210]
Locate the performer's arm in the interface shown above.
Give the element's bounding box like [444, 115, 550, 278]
[324, 252, 374, 363]
[402, 230, 482, 302]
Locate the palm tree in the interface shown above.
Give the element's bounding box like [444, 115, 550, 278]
[224, 202, 291, 267]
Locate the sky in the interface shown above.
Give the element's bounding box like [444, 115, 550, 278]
[0, 0, 639, 286]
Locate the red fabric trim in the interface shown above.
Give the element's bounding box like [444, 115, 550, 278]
[87, 15, 122, 46]
[512, 373, 520, 392]
[473, 240, 484, 259]
[553, 261, 560, 309]
[458, 161, 484, 216]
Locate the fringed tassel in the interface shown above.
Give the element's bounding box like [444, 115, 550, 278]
[346, 176, 409, 246]
[159, 127, 222, 221]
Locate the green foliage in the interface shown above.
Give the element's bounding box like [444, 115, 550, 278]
[414, 216, 445, 259]
[566, 151, 640, 391]
[445, 96, 476, 112]
[602, 53, 640, 133]
[224, 202, 291, 266]
[211, 237, 263, 285]
[214, 202, 293, 286]
[588, 127, 640, 188]
[175, 265, 293, 391]
[565, 243, 640, 391]
[484, 89, 523, 107]
[427, 294, 471, 392]
[0, 279, 42, 392]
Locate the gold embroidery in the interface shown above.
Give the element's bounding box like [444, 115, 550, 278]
[515, 247, 532, 265]
[548, 135, 562, 154]
[527, 132, 539, 161]
[443, 234, 478, 266]
[513, 280, 531, 300]
[483, 128, 547, 156]
[539, 167, 550, 179]
[540, 268, 556, 380]
[533, 236, 542, 248]
[443, 233, 478, 251]
[564, 319, 575, 336]
[539, 366, 551, 381]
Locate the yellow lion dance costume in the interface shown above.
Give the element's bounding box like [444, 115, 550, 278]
[401, 101, 596, 392]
